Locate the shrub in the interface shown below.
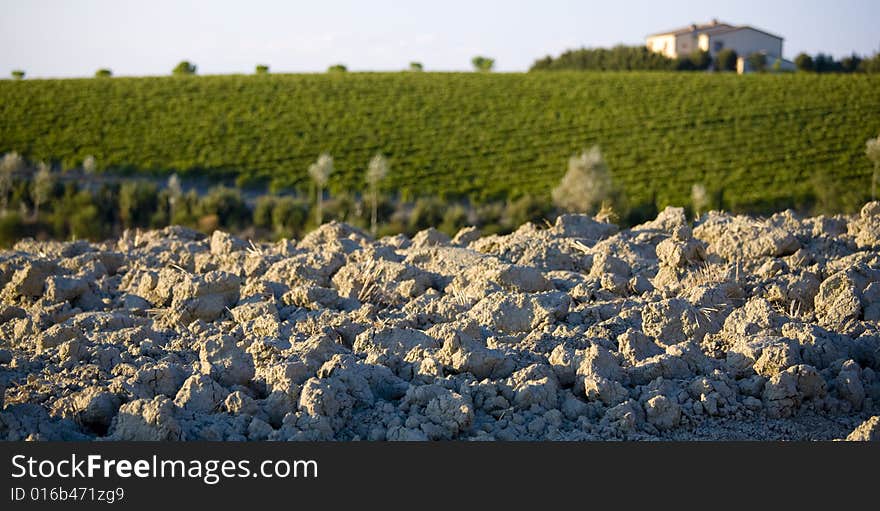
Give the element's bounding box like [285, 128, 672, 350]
[794, 53, 814, 72]
[0, 153, 24, 212]
[471, 56, 495, 72]
[810, 170, 863, 215]
[271, 196, 310, 238]
[530, 45, 676, 71]
[11, 70, 24, 80]
[59, 190, 105, 240]
[409, 62, 423, 72]
[678, 50, 711, 71]
[552, 146, 619, 214]
[0, 211, 26, 247]
[255, 64, 269, 75]
[94, 69, 112, 78]
[867, 134, 880, 200]
[747, 52, 767, 72]
[172, 61, 197, 76]
[198, 186, 249, 229]
[319, 193, 358, 226]
[118, 181, 159, 228]
[814, 53, 838, 73]
[408, 197, 445, 233]
[170, 190, 200, 226]
[253, 196, 275, 228]
[439, 204, 469, 236]
[327, 64, 347, 73]
[715, 49, 738, 71]
[505, 194, 553, 227]
[860, 54, 880, 73]
[841, 54, 862, 73]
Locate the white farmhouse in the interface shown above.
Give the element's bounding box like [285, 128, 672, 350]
[645, 19, 790, 72]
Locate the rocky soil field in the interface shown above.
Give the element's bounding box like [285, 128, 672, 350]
[2, 204, 880, 441]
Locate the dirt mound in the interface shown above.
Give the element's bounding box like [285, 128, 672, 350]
[2, 206, 880, 441]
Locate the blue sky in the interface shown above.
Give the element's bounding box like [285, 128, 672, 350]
[2, 0, 878, 77]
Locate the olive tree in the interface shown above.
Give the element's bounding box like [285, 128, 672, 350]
[82, 155, 96, 174]
[365, 154, 388, 235]
[691, 183, 709, 218]
[552, 146, 616, 214]
[471, 56, 495, 72]
[172, 61, 197, 75]
[308, 154, 334, 225]
[867, 134, 880, 200]
[32, 162, 54, 220]
[0, 152, 24, 213]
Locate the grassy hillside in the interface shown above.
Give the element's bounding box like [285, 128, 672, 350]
[1, 72, 879, 211]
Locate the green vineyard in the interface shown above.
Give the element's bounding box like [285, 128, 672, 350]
[1, 71, 879, 210]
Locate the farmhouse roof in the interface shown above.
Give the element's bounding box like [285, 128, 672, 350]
[648, 21, 783, 41]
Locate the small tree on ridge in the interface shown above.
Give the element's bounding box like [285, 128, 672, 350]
[308, 154, 334, 225]
[365, 154, 388, 235]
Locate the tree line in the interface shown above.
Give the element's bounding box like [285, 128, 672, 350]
[2, 134, 878, 246]
[9, 57, 498, 80]
[530, 45, 880, 73]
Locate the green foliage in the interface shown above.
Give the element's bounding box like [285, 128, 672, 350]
[841, 54, 863, 73]
[172, 61, 197, 76]
[471, 56, 494, 72]
[438, 204, 468, 236]
[810, 168, 863, 215]
[11, 70, 24, 80]
[253, 195, 274, 228]
[747, 53, 767, 72]
[308, 153, 333, 224]
[795, 53, 814, 72]
[867, 134, 880, 200]
[118, 181, 158, 228]
[31, 163, 54, 219]
[814, 54, 840, 73]
[505, 194, 553, 227]
[552, 147, 618, 214]
[409, 62, 423, 72]
[409, 197, 445, 233]
[531, 45, 675, 71]
[54, 189, 105, 240]
[270, 196, 310, 238]
[677, 50, 711, 71]
[860, 54, 880, 73]
[198, 186, 249, 229]
[366, 153, 388, 235]
[1, 72, 879, 211]
[715, 49, 738, 72]
[255, 64, 269, 75]
[95, 69, 113, 78]
[0, 211, 26, 247]
[328, 64, 347, 73]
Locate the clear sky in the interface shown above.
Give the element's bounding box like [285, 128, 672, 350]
[2, 0, 878, 77]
